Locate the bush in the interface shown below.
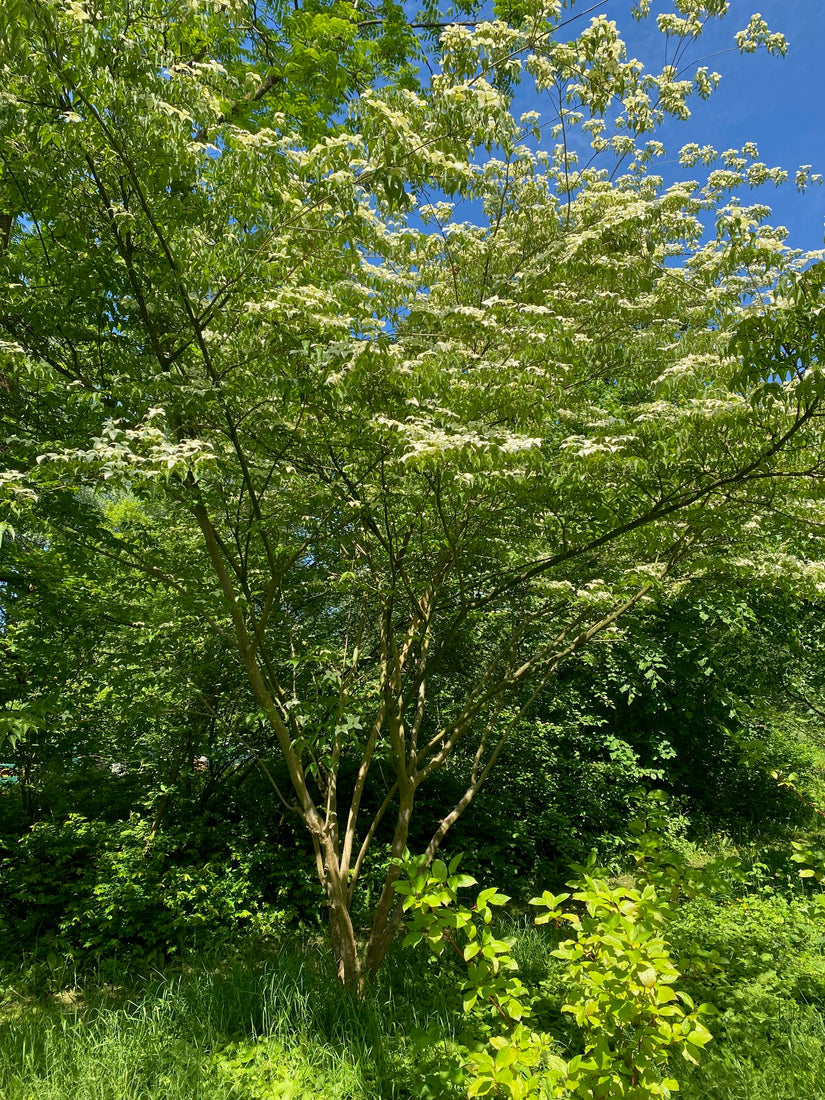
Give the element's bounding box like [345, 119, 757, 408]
[0, 814, 269, 966]
[397, 842, 714, 1100]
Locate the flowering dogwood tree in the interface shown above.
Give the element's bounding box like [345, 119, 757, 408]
[1, 0, 823, 983]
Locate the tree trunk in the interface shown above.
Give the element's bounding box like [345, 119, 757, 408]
[363, 782, 415, 978]
[363, 862, 406, 977]
[328, 889, 361, 988]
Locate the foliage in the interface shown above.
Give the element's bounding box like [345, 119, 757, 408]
[424, 577, 825, 898]
[2, 0, 824, 986]
[0, 813, 279, 965]
[397, 832, 714, 1100]
[533, 873, 712, 1099]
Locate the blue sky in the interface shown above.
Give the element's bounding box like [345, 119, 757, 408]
[575, 1, 825, 253]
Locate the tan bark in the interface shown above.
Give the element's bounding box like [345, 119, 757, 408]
[363, 778, 415, 976]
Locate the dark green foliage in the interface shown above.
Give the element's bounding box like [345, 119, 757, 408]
[442, 582, 825, 903]
[1, 815, 240, 964]
[414, 721, 665, 893]
[0, 808, 323, 966]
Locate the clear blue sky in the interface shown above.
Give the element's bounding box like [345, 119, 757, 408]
[582, 0, 825, 252]
[421, 2, 823, 251]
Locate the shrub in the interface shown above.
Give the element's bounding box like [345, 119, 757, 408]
[396, 845, 714, 1100]
[0, 814, 266, 966]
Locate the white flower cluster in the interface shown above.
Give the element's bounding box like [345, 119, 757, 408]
[560, 435, 634, 457]
[376, 415, 541, 466]
[0, 469, 37, 503]
[37, 413, 216, 483]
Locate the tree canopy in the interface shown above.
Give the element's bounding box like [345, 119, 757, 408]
[1, 0, 824, 984]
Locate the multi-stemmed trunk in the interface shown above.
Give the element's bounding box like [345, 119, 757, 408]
[299, 767, 416, 987]
[195, 488, 662, 985]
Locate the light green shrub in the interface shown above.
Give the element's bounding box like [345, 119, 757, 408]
[396, 846, 714, 1100]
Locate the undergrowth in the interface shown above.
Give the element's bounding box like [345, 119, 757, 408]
[3, 807, 825, 1099]
[1, 878, 825, 1100]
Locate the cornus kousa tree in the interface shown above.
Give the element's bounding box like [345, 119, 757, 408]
[1, 0, 824, 984]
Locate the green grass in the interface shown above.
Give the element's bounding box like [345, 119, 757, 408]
[0, 944, 464, 1100]
[3, 883, 825, 1099]
[682, 1008, 825, 1100]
